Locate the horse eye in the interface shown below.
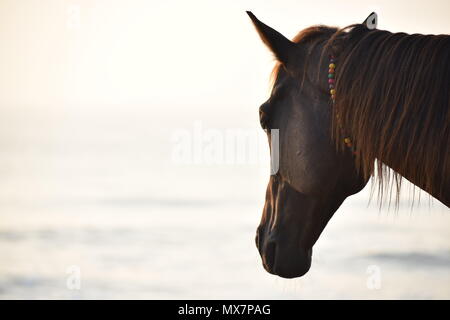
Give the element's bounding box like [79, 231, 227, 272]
[259, 109, 269, 129]
[259, 103, 270, 129]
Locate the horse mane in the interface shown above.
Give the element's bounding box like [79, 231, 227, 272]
[270, 25, 337, 86]
[271, 24, 449, 205]
[330, 25, 450, 204]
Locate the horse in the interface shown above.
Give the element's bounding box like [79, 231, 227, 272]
[247, 11, 450, 278]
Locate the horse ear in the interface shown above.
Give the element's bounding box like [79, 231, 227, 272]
[247, 11, 302, 72]
[362, 12, 378, 30]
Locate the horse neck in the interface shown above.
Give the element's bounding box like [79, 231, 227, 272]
[380, 146, 450, 207]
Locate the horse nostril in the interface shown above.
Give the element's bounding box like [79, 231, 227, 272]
[255, 232, 260, 250]
[264, 241, 276, 272]
[256, 226, 265, 252]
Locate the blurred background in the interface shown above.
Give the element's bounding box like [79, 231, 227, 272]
[0, 0, 449, 299]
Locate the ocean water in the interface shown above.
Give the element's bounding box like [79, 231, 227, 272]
[0, 106, 448, 299]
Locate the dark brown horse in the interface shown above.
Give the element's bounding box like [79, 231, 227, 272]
[248, 12, 450, 278]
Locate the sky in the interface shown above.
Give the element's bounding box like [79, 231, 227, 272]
[0, 0, 449, 109]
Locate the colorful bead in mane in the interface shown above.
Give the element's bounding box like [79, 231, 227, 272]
[328, 55, 355, 153]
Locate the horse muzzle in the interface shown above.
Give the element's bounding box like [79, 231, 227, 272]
[256, 227, 313, 278]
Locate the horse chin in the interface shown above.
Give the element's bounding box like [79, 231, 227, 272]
[263, 247, 313, 279]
